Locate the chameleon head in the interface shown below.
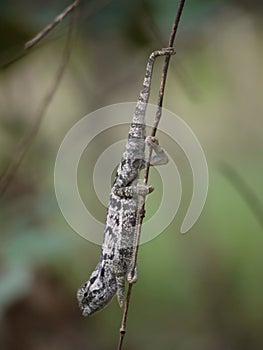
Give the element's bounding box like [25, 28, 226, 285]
[77, 264, 117, 316]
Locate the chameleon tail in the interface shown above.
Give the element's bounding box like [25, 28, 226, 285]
[129, 47, 176, 140]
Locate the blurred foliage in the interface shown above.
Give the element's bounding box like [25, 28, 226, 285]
[0, 0, 263, 350]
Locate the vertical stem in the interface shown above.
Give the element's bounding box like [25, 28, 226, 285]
[117, 1, 186, 349]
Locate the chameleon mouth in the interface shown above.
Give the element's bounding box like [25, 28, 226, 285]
[82, 305, 92, 316]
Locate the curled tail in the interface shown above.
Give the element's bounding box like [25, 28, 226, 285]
[129, 47, 176, 140]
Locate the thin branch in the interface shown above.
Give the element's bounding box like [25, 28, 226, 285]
[24, 0, 80, 50]
[220, 162, 263, 230]
[0, 5, 79, 198]
[0, 0, 113, 70]
[117, 1, 186, 349]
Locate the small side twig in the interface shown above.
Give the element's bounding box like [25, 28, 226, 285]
[0, 4, 79, 198]
[117, 1, 186, 349]
[24, 0, 80, 50]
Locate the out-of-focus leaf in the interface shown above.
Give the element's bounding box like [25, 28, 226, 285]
[2, 229, 70, 266]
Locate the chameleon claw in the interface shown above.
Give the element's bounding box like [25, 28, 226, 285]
[127, 267, 138, 284]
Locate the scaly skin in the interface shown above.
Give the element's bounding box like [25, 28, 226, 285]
[77, 48, 175, 316]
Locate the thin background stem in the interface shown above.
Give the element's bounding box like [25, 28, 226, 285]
[0, 3, 79, 198]
[220, 162, 263, 230]
[117, 1, 186, 349]
[1, 0, 113, 69]
[0, 0, 113, 197]
[25, 0, 80, 50]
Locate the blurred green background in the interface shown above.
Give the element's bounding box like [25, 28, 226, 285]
[1, 0, 263, 349]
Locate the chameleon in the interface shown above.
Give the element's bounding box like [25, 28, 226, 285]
[77, 47, 175, 316]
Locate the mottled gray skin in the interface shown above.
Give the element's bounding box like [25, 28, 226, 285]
[77, 48, 175, 316]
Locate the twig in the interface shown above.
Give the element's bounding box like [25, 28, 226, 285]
[0, 4, 79, 198]
[24, 0, 80, 50]
[220, 162, 263, 230]
[1, 0, 113, 69]
[117, 1, 186, 349]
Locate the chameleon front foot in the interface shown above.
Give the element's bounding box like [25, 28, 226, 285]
[116, 268, 138, 308]
[127, 266, 138, 284]
[113, 181, 154, 199]
[133, 182, 154, 197]
[116, 283, 126, 308]
[117, 293, 125, 308]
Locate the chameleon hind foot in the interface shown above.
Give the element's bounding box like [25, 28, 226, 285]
[146, 136, 169, 166]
